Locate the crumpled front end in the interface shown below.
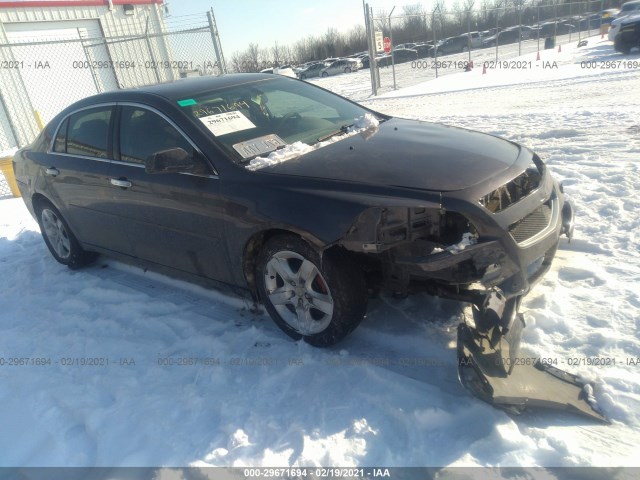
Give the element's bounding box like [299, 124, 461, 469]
[337, 148, 602, 419]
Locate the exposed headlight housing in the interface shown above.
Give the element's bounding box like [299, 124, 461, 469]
[479, 157, 543, 213]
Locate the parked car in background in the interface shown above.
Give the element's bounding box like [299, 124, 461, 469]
[538, 21, 575, 37]
[468, 31, 484, 48]
[482, 28, 521, 47]
[518, 25, 539, 39]
[394, 42, 417, 50]
[377, 48, 418, 65]
[320, 59, 359, 77]
[259, 66, 296, 77]
[609, 1, 640, 40]
[296, 62, 327, 80]
[434, 35, 469, 54]
[617, 0, 640, 17]
[613, 11, 640, 52]
[415, 42, 435, 58]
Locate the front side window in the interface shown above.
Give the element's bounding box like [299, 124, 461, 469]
[119, 106, 194, 165]
[63, 107, 112, 158]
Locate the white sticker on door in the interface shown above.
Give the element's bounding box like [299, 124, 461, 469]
[198, 111, 256, 136]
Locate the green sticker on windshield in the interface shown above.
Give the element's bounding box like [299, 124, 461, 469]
[177, 98, 197, 107]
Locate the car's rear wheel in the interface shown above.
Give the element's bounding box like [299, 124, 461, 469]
[256, 235, 367, 347]
[300, 74, 307, 79]
[321, 72, 328, 77]
[35, 200, 97, 269]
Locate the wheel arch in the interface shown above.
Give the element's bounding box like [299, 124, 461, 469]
[242, 227, 348, 300]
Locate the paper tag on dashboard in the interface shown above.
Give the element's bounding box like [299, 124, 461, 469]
[233, 134, 287, 159]
[199, 111, 256, 136]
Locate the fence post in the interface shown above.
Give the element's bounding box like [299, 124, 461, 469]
[432, 10, 438, 79]
[144, 17, 162, 84]
[363, 1, 377, 96]
[467, 9, 472, 63]
[389, 7, 397, 91]
[78, 28, 101, 93]
[495, 7, 499, 61]
[207, 8, 227, 75]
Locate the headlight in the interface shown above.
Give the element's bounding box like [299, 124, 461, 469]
[480, 159, 542, 213]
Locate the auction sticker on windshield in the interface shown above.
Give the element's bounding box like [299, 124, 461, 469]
[233, 134, 287, 159]
[199, 111, 256, 136]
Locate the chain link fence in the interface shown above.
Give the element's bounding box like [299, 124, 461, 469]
[365, 0, 614, 94]
[0, 11, 225, 153]
[0, 175, 11, 199]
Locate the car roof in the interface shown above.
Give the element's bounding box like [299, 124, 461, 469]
[80, 74, 278, 105]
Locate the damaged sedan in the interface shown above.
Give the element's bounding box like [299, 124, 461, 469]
[14, 74, 603, 420]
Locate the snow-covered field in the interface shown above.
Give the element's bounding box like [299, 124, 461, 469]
[1, 36, 639, 468]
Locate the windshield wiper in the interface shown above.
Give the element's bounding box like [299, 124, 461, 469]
[317, 123, 353, 142]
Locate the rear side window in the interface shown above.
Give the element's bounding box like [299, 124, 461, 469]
[53, 118, 69, 153]
[63, 107, 112, 158]
[119, 106, 194, 165]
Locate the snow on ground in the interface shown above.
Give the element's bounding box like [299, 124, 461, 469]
[1, 36, 640, 468]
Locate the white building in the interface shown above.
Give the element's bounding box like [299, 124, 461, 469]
[0, 0, 175, 150]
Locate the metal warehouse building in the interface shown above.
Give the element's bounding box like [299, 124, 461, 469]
[0, 0, 178, 151]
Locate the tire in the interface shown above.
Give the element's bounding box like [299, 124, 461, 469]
[345, 67, 351, 73]
[614, 36, 631, 54]
[35, 200, 97, 269]
[321, 72, 328, 77]
[256, 235, 367, 347]
[300, 74, 307, 79]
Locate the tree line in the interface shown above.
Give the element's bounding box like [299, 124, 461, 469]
[229, 0, 614, 72]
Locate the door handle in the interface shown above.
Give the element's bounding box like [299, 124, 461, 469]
[45, 167, 59, 176]
[110, 178, 132, 188]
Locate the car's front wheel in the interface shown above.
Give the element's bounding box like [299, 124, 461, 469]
[36, 200, 96, 269]
[344, 67, 352, 73]
[256, 235, 367, 347]
[614, 36, 631, 54]
[321, 71, 328, 77]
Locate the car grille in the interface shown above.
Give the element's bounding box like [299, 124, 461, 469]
[509, 203, 552, 243]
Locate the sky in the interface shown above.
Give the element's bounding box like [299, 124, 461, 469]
[165, 0, 406, 56]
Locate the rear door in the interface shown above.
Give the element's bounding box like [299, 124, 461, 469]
[41, 104, 130, 252]
[106, 103, 232, 283]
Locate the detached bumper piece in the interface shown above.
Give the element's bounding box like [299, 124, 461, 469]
[457, 323, 608, 422]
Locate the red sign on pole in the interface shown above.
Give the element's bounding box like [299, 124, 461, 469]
[383, 37, 391, 53]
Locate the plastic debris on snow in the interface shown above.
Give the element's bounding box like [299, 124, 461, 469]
[246, 113, 380, 171]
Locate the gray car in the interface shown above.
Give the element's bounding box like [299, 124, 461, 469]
[297, 62, 328, 80]
[320, 59, 359, 77]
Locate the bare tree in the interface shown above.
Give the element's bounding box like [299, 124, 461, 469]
[245, 43, 260, 72]
[272, 41, 282, 67]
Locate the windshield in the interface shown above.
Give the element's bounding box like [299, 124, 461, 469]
[179, 77, 376, 163]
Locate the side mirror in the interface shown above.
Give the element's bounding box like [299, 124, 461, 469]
[145, 148, 194, 174]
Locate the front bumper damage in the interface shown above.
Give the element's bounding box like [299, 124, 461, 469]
[450, 199, 605, 422]
[458, 327, 608, 422]
[456, 290, 607, 422]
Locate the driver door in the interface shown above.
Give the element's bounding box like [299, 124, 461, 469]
[107, 104, 232, 283]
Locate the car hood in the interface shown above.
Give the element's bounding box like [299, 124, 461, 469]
[258, 118, 521, 192]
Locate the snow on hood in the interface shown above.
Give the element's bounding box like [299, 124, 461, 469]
[245, 113, 380, 171]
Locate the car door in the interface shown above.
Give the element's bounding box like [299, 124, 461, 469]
[106, 103, 233, 283]
[41, 104, 130, 252]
